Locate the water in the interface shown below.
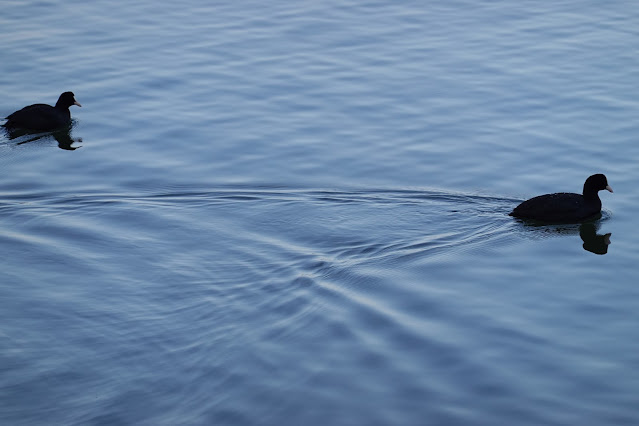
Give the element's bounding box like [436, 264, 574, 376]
[1, 1, 638, 425]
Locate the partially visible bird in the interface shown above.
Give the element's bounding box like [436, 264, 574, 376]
[3, 92, 81, 131]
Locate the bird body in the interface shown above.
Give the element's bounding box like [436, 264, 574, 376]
[3, 92, 81, 131]
[510, 174, 613, 223]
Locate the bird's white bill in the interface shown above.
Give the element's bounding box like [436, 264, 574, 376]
[606, 185, 613, 193]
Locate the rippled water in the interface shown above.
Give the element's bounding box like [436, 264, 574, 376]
[2, 1, 639, 425]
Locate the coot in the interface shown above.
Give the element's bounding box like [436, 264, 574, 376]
[3, 92, 81, 131]
[510, 174, 613, 223]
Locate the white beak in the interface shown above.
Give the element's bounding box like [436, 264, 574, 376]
[605, 185, 613, 193]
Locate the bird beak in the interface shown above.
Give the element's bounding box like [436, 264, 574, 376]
[74, 100, 82, 107]
[605, 185, 613, 193]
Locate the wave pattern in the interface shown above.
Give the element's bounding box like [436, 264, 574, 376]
[0, 186, 528, 424]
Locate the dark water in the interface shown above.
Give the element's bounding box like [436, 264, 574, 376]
[1, 1, 638, 425]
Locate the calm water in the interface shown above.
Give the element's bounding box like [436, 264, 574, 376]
[1, 1, 638, 425]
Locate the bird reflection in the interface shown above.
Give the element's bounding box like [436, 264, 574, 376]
[4, 125, 82, 150]
[516, 217, 611, 255]
[579, 222, 611, 255]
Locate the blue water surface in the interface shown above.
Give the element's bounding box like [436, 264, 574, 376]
[1, 1, 639, 425]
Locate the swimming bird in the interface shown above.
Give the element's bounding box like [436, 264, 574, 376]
[3, 92, 81, 131]
[510, 174, 613, 223]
